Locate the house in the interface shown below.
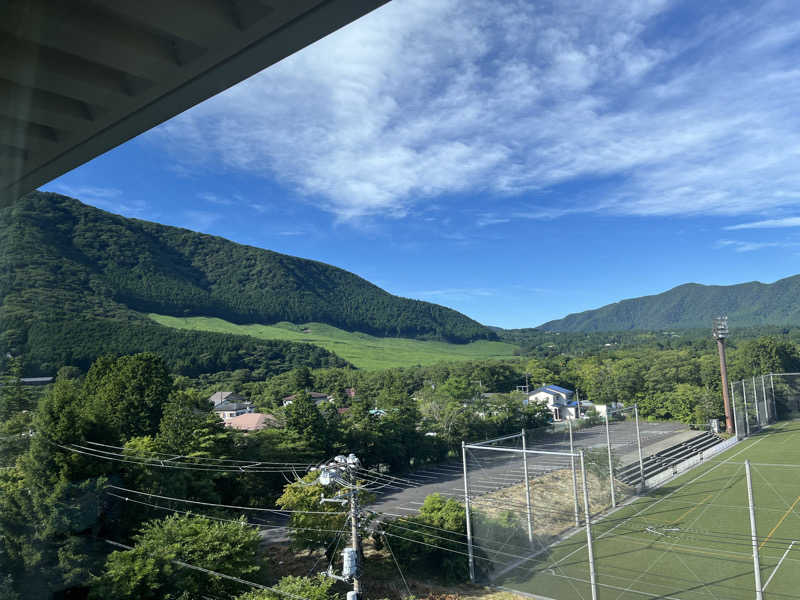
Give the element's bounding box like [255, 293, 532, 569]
[527, 385, 579, 421]
[224, 412, 279, 432]
[282, 392, 333, 407]
[210, 391, 254, 420]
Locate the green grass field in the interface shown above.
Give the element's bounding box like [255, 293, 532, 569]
[497, 421, 800, 599]
[148, 314, 520, 370]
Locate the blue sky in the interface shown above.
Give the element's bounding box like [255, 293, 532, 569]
[43, 0, 800, 329]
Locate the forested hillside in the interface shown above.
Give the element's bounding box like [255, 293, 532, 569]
[0, 192, 492, 374]
[539, 276, 800, 332]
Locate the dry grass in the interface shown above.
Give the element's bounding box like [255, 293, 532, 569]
[265, 539, 528, 600]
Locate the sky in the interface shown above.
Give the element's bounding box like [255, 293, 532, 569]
[42, 0, 800, 329]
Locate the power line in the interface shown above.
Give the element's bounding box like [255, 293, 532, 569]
[383, 532, 412, 598]
[84, 440, 313, 466]
[55, 442, 301, 473]
[106, 485, 347, 515]
[102, 539, 312, 600]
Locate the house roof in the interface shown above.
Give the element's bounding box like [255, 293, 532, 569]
[20, 377, 54, 385]
[282, 391, 330, 401]
[212, 399, 251, 412]
[224, 413, 278, 431]
[208, 391, 246, 406]
[531, 384, 574, 396]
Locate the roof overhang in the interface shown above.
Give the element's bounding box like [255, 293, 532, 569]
[0, 0, 388, 203]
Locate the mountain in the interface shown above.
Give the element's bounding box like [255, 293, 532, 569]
[0, 192, 495, 375]
[539, 276, 800, 332]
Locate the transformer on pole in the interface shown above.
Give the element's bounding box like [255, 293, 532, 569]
[713, 316, 733, 434]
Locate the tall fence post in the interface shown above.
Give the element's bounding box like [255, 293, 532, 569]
[761, 375, 769, 424]
[634, 404, 645, 490]
[770, 374, 777, 418]
[745, 460, 764, 600]
[580, 451, 599, 600]
[461, 441, 475, 582]
[743, 381, 751, 437]
[569, 418, 580, 527]
[753, 376, 761, 425]
[730, 381, 739, 439]
[521, 429, 534, 546]
[604, 410, 616, 508]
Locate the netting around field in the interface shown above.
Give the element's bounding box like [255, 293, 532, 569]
[462, 407, 727, 581]
[731, 374, 781, 437]
[494, 421, 800, 599]
[463, 433, 584, 583]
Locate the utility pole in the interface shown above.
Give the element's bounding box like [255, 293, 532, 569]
[315, 454, 364, 599]
[349, 483, 362, 597]
[713, 316, 733, 434]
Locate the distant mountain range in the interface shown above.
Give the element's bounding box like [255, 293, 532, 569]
[0, 192, 494, 375]
[539, 276, 800, 332]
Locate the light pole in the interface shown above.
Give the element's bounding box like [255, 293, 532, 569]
[713, 316, 733, 434]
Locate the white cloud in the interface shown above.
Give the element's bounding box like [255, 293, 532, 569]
[198, 192, 234, 206]
[181, 210, 220, 232]
[715, 239, 800, 252]
[49, 184, 148, 216]
[152, 0, 800, 221]
[725, 216, 800, 230]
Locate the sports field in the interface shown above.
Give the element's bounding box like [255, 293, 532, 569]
[497, 420, 800, 599]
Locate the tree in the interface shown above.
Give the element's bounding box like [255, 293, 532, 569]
[84, 353, 173, 442]
[234, 575, 339, 600]
[732, 336, 800, 379]
[0, 356, 34, 420]
[284, 391, 329, 451]
[92, 514, 264, 600]
[382, 493, 471, 582]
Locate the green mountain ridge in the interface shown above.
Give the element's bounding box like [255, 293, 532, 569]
[0, 192, 495, 375]
[539, 276, 800, 332]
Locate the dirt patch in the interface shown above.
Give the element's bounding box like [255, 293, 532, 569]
[472, 467, 633, 545]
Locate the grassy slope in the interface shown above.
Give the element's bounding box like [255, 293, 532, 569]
[149, 314, 519, 370]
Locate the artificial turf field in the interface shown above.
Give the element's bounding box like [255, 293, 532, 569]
[497, 420, 800, 599]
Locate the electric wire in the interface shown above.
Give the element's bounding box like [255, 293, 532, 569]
[84, 440, 313, 466]
[102, 539, 312, 600]
[105, 492, 348, 536]
[383, 531, 412, 598]
[106, 485, 347, 515]
[56, 441, 303, 473]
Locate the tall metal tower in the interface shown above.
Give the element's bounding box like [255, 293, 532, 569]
[713, 316, 733, 433]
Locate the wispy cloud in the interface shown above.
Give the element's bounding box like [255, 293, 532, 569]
[198, 192, 234, 206]
[715, 239, 799, 252]
[181, 210, 220, 232]
[411, 288, 497, 302]
[725, 216, 800, 230]
[152, 0, 800, 221]
[49, 184, 148, 216]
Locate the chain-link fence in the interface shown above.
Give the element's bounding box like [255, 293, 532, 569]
[460, 405, 730, 582]
[462, 433, 582, 583]
[730, 374, 781, 438]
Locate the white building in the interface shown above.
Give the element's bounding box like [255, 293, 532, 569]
[526, 385, 579, 421]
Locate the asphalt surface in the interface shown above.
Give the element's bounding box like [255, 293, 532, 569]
[259, 421, 701, 543]
[367, 420, 697, 517]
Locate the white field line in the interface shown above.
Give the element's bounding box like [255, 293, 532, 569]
[763, 540, 796, 590]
